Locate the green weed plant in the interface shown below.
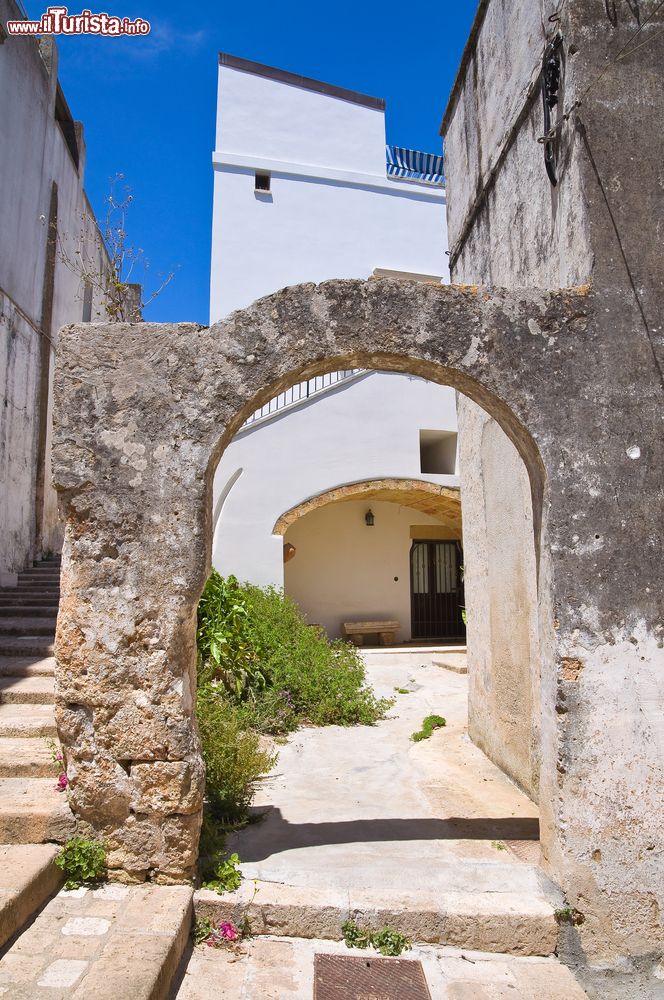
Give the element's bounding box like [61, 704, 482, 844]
[410, 714, 447, 742]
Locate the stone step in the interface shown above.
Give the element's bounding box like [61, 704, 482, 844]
[0, 598, 59, 610]
[0, 619, 56, 637]
[0, 582, 60, 597]
[0, 844, 63, 950]
[0, 778, 75, 843]
[0, 704, 56, 738]
[433, 654, 468, 675]
[0, 883, 192, 999]
[194, 880, 560, 957]
[0, 656, 55, 678]
[0, 606, 58, 618]
[0, 676, 55, 705]
[0, 737, 56, 778]
[175, 936, 589, 1000]
[0, 637, 54, 657]
[15, 580, 61, 589]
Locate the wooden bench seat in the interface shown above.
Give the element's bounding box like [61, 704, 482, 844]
[343, 620, 400, 647]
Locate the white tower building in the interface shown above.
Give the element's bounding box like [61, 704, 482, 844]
[210, 55, 464, 642]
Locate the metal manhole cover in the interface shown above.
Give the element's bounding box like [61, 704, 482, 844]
[314, 954, 431, 1000]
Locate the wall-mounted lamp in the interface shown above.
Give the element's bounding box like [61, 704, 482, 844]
[365, 509, 375, 527]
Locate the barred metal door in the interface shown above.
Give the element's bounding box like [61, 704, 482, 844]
[410, 540, 465, 639]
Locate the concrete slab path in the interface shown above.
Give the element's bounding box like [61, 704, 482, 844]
[227, 653, 541, 893]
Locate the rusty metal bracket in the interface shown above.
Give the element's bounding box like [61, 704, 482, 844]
[542, 33, 564, 186]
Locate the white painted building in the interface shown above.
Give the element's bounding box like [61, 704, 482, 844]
[210, 53, 449, 318]
[211, 55, 464, 641]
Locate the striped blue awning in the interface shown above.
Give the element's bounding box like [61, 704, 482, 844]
[386, 145, 444, 185]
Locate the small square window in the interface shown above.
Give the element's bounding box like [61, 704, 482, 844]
[255, 171, 271, 193]
[419, 430, 457, 475]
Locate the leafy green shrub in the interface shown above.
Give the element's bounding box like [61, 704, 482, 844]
[193, 916, 215, 945]
[195, 572, 390, 835]
[197, 571, 390, 732]
[197, 573, 267, 698]
[342, 919, 372, 950]
[202, 851, 243, 893]
[410, 714, 446, 743]
[371, 927, 411, 957]
[55, 837, 106, 889]
[341, 920, 411, 956]
[197, 687, 276, 822]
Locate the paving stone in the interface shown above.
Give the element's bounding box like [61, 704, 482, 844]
[92, 884, 131, 901]
[37, 959, 88, 988]
[61, 916, 112, 936]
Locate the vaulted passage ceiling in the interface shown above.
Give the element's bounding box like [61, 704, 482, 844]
[273, 478, 462, 536]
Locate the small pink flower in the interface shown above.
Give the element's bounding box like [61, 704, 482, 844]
[55, 773, 68, 792]
[205, 920, 240, 947]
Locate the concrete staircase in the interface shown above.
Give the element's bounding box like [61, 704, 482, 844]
[0, 557, 73, 948]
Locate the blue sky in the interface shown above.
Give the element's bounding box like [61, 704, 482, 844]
[24, 1, 477, 323]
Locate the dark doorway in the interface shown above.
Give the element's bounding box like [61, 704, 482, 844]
[410, 540, 465, 639]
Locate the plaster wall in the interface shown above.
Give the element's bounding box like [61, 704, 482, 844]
[442, 0, 664, 989]
[0, 2, 109, 576]
[215, 61, 386, 175]
[457, 396, 540, 800]
[210, 62, 448, 319]
[212, 371, 459, 588]
[284, 500, 454, 640]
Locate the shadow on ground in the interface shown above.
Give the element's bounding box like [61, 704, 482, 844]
[237, 807, 539, 862]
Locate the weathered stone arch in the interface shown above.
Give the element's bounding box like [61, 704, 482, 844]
[273, 478, 462, 537]
[52, 277, 589, 883]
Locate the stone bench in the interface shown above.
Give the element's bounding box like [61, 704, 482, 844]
[343, 620, 400, 647]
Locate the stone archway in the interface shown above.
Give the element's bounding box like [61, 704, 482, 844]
[273, 478, 462, 536]
[52, 278, 588, 887]
[274, 477, 463, 643]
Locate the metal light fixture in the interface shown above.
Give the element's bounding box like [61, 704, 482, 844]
[365, 509, 375, 527]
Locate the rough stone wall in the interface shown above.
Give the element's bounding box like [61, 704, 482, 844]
[457, 397, 540, 801]
[443, 0, 664, 991]
[52, 280, 589, 883]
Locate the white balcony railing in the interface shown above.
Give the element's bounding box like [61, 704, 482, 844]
[242, 370, 363, 428]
